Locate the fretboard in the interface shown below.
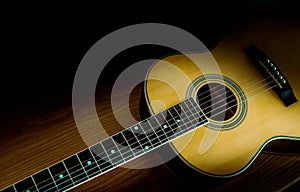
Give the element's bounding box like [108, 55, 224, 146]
[1, 98, 208, 192]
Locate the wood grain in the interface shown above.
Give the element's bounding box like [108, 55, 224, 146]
[146, 16, 300, 176]
[1, 78, 299, 192]
[1, 16, 300, 192]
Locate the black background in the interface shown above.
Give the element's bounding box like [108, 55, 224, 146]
[1, 1, 299, 191]
[1, 1, 298, 118]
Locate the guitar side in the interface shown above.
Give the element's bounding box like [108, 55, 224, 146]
[145, 17, 300, 176]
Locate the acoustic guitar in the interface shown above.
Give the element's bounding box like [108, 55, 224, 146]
[1, 17, 300, 192]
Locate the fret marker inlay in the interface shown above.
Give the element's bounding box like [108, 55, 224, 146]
[58, 174, 64, 179]
[1, 97, 208, 192]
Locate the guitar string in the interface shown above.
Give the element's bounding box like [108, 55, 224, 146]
[35, 100, 201, 192]
[47, 82, 284, 192]
[20, 75, 282, 192]
[23, 75, 281, 192]
[42, 77, 283, 192]
[22, 75, 282, 192]
[196, 74, 271, 104]
[210, 79, 282, 120]
[200, 75, 279, 118]
[43, 111, 202, 192]
[197, 77, 273, 115]
[196, 75, 273, 112]
[45, 76, 283, 191]
[31, 93, 212, 192]
[4, 77, 269, 192]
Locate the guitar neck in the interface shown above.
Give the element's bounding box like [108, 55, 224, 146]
[2, 98, 208, 192]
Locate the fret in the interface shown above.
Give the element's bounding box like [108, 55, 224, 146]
[49, 162, 73, 191]
[149, 115, 169, 143]
[155, 112, 174, 138]
[176, 98, 208, 134]
[88, 148, 101, 168]
[140, 119, 161, 147]
[165, 109, 177, 136]
[121, 129, 144, 155]
[100, 142, 114, 165]
[180, 100, 198, 128]
[31, 176, 39, 192]
[63, 154, 88, 185]
[75, 154, 89, 179]
[167, 106, 185, 135]
[77, 148, 101, 178]
[172, 104, 186, 128]
[33, 168, 58, 192]
[112, 133, 135, 160]
[173, 103, 190, 134]
[165, 110, 179, 139]
[111, 136, 125, 160]
[0, 98, 209, 192]
[62, 160, 74, 186]
[178, 101, 194, 130]
[169, 105, 182, 122]
[90, 143, 113, 172]
[186, 98, 208, 125]
[129, 125, 152, 151]
[101, 138, 125, 165]
[1, 186, 16, 192]
[47, 167, 58, 192]
[14, 176, 37, 192]
[148, 122, 163, 146]
[134, 123, 154, 149]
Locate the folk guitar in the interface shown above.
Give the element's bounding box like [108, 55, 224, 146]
[1, 17, 300, 191]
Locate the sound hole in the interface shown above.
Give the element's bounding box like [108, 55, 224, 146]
[196, 83, 237, 121]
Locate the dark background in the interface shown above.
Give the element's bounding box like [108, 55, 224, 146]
[1, 1, 300, 191]
[1, 1, 298, 119]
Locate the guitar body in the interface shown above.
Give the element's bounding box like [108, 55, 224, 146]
[145, 17, 300, 177]
[1, 16, 300, 192]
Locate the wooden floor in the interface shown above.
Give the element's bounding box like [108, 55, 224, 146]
[0, 71, 299, 191]
[1, 13, 300, 192]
